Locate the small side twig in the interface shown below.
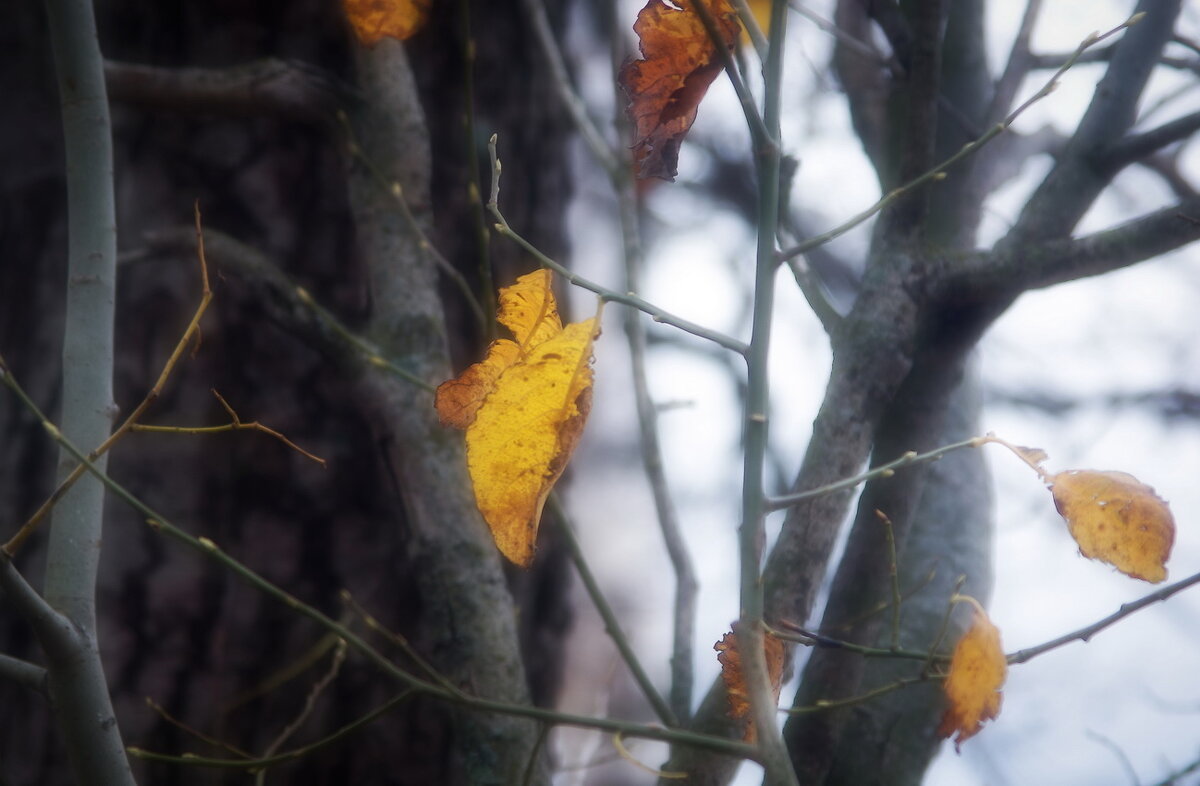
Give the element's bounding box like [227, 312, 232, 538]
[767, 435, 985, 510]
[130, 389, 325, 466]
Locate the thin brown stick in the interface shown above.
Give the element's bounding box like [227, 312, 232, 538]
[130, 389, 325, 466]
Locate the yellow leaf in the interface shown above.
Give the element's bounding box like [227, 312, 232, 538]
[938, 603, 1006, 751]
[1050, 469, 1175, 583]
[342, 0, 430, 45]
[714, 627, 785, 743]
[435, 270, 599, 567]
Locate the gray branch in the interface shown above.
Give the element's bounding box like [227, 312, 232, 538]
[42, 0, 135, 782]
[1003, 0, 1184, 246]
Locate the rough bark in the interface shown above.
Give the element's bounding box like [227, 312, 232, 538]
[0, 2, 573, 783]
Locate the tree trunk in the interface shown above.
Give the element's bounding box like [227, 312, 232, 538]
[0, 2, 574, 783]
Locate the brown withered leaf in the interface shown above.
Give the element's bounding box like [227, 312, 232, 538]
[618, 0, 740, 181]
[938, 602, 1006, 751]
[715, 626, 785, 742]
[1050, 469, 1175, 583]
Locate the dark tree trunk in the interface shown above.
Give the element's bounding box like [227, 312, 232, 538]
[0, 2, 573, 783]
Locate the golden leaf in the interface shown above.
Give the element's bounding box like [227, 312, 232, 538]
[435, 270, 599, 567]
[1050, 469, 1175, 583]
[342, 0, 430, 45]
[715, 627, 785, 743]
[618, 0, 740, 181]
[938, 603, 1006, 751]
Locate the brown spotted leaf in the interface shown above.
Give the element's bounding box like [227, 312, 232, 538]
[938, 603, 1006, 751]
[715, 626, 785, 742]
[1049, 469, 1175, 583]
[618, 0, 740, 181]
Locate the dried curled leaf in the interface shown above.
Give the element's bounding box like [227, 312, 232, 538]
[938, 604, 1006, 751]
[618, 0, 740, 181]
[342, 0, 430, 45]
[1050, 469, 1175, 583]
[435, 270, 599, 567]
[714, 627, 785, 742]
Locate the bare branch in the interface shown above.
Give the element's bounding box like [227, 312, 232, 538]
[985, 0, 1044, 124]
[1003, 0, 1185, 245]
[1108, 109, 1200, 166]
[956, 194, 1200, 294]
[105, 59, 344, 124]
[1007, 570, 1200, 665]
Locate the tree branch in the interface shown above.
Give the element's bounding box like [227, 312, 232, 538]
[1003, 1, 1183, 246]
[1107, 109, 1200, 167]
[1007, 569, 1200, 665]
[954, 194, 1200, 294]
[0, 652, 48, 696]
[105, 58, 344, 124]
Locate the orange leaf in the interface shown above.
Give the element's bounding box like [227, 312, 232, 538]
[714, 626, 785, 742]
[434, 270, 599, 567]
[1049, 469, 1175, 583]
[938, 603, 1006, 751]
[618, 0, 740, 181]
[343, 0, 430, 45]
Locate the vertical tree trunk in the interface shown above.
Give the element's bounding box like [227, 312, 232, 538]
[0, 2, 574, 783]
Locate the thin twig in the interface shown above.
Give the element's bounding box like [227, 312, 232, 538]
[144, 697, 254, 759]
[876, 510, 902, 650]
[1007, 569, 1200, 666]
[130, 389, 325, 466]
[782, 676, 929, 715]
[486, 136, 750, 355]
[129, 691, 417, 771]
[520, 0, 620, 178]
[549, 495, 678, 728]
[684, 0, 773, 149]
[605, 38, 698, 722]
[766, 436, 984, 510]
[254, 639, 348, 784]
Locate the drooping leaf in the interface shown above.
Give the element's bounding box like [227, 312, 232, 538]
[435, 270, 599, 567]
[618, 0, 740, 181]
[938, 603, 1006, 751]
[714, 626, 785, 742]
[342, 0, 430, 45]
[1049, 469, 1175, 583]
